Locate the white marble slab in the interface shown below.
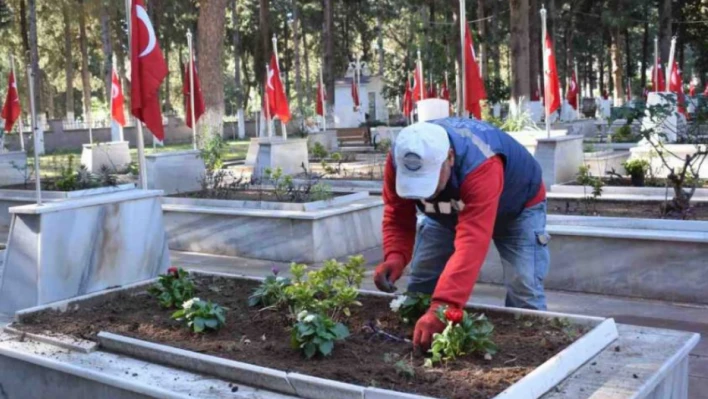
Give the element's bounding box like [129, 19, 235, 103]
[535, 135, 585, 187]
[0, 151, 27, 187]
[630, 143, 708, 178]
[253, 138, 310, 178]
[163, 191, 368, 212]
[551, 183, 708, 199]
[80, 141, 131, 173]
[145, 150, 205, 195]
[308, 130, 339, 152]
[0, 190, 170, 313]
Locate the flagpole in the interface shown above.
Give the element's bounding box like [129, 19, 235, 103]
[265, 64, 272, 138]
[666, 36, 677, 92]
[272, 35, 287, 140]
[320, 67, 326, 131]
[654, 37, 659, 92]
[540, 5, 550, 139]
[187, 30, 197, 151]
[416, 49, 424, 102]
[126, 0, 148, 190]
[113, 55, 125, 141]
[87, 57, 93, 145]
[575, 60, 580, 119]
[459, 0, 466, 117]
[26, 65, 41, 205]
[10, 55, 25, 151]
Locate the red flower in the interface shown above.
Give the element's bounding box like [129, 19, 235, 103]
[444, 308, 464, 324]
[167, 267, 178, 277]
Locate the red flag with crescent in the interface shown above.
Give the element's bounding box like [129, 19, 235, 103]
[2, 71, 21, 133]
[543, 32, 561, 116]
[266, 54, 291, 124]
[130, 0, 168, 141]
[316, 80, 326, 116]
[464, 24, 486, 119]
[183, 56, 205, 128]
[566, 70, 578, 110]
[111, 68, 126, 127]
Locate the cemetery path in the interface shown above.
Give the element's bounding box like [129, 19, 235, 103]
[171, 248, 708, 399]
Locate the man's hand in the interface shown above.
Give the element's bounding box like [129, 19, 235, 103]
[413, 302, 447, 350]
[373, 255, 406, 293]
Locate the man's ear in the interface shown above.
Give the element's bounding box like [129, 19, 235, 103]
[448, 149, 455, 163]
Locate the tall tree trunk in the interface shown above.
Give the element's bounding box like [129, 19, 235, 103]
[197, 0, 229, 137]
[231, 0, 243, 110]
[63, 4, 74, 120]
[100, 2, 112, 105]
[490, 0, 500, 79]
[283, 20, 290, 97]
[293, 4, 302, 116]
[640, 3, 649, 91]
[565, 12, 575, 97]
[324, 0, 335, 106]
[610, 27, 624, 106]
[377, 13, 384, 76]
[477, 0, 487, 79]
[257, 0, 271, 90]
[303, 31, 311, 105]
[28, 0, 40, 113]
[625, 28, 631, 93]
[509, 0, 530, 103]
[19, 0, 29, 54]
[528, 0, 540, 99]
[164, 44, 171, 111]
[79, 0, 90, 121]
[658, 0, 671, 63]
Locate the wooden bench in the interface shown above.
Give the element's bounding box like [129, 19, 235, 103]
[336, 127, 371, 146]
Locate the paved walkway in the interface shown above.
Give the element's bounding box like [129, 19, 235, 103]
[172, 249, 708, 399]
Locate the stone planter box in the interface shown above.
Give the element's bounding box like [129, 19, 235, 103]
[0, 183, 136, 228]
[480, 215, 708, 304]
[550, 183, 708, 200]
[0, 151, 27, 187]
[535, 135, 584, 188]
[3, 272, 627, 399]
[553, 120, 597, 137]
[581, 150, 630, 176]
[307, 130, 339, 152]
[630, 144, 708, 178]
[80, 141, 131, 173]
[309, 160, 385, 177]
[370, 126, 402, 145]
[292, 178, 383, 195]
[586, 142, 639, 152]
[0, 190, 170, 314]
[162, 192, 383, 263]
[145, 150, 205, 195]
[253, 138, 310, 178]
[508, 129, 568, 155]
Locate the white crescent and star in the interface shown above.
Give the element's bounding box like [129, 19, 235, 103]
[136, 5, 157, 58]
[267, 67, 275, 90]
[112, 83, 119, 99]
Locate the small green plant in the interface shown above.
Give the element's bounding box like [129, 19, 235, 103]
[290, 310, 350, 358]
[320, 152, 343, 176]
[310, 142, 328, 160]
[148, 267, 196, 309]
[310, 182, 334, 201]
[171, 297, 227, 333]
[501, 109, 539, 132]
[577, 164, 604, 211]
[383, 353, 415, 379]
[583, 143, 596, 153]
[377, 138, 392, 154]
[425, 307, 497, 366]
[622, 159, 650, 187]
[264, 167, 294, 200]
[389, 292, 432, 325]
[248, 269, 292, 308]
[611, 125, 637, 143]
[199, 134, 227, 171]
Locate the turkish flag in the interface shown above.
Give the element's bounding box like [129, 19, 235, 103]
[351, 76, 360, 107]
[183, 56, 205, 129]
[266, 54, 291, 124]
[402, 76, 413, 117]
[440, 78, 450, 101]
[111, 68, 126, 127]
[566, 70, 579, 110]
[316, 80, 326, 116]
[130, 0, 168, 141]
[412, 65, 426, 103]
[2, 71, 21, 133]
[669, 61, 686, 116]
[543, 32, 561, 116]
[652, 58, 666, 92]
[689, 81, 696, 97]
[464, 24, 486, 119]
[427, 81, 437, 99]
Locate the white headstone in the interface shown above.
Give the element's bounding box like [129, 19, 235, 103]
[417, 99, 450, 122]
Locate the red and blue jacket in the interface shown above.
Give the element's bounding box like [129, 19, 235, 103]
[383, 117, 546, 309]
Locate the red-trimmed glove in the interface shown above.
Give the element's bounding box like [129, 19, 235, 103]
[373, 254, 406, 293]
[413, 301, 448, 350]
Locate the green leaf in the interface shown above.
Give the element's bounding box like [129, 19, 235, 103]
[194, 317, 206, 333]
[332, 323, 350, 340]
[303, 343, 317, 359]
[319, 340, 334, 356]
[171, 309, 185, 319]
[204, 319, 219, 329]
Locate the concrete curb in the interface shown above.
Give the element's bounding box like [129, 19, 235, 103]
[4, 326, 98, 353]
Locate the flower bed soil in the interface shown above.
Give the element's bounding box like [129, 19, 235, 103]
[171, 190, 349, 203]
[548, 198, 708, 220]
[16, 276, 583, 399]
[567, 177, 708, 188]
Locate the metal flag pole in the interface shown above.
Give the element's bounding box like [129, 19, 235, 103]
[320, 67, 326, 131]
[265, 64, 272, 138]
[459, 0, 466, 117]
[187, 30, 197, 150]
[416, 49, 424, 101]
[654, 37, 659, 92]
[575, 60, 580, 119]
[113, 55, 125, 141]
[26, 65, 41, 205]
[540, 5, 550, 139]
[356, 55, 362, 110]
[666, 36, 677, 90]
[10, 55, 25, 151]
[125, 0, 148, 189]
[272, 35, 287, 140]
[87, 58, 93, 145]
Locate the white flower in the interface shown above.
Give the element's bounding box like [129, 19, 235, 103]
[389, 295, 408, 313]
[303, 314, 316, 323]
[297, 310, 309, 322]
[182, 297, 200, 310]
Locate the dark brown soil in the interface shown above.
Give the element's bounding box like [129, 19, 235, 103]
[548, 198, 708, 220]
[172, 190, 347, 203]
[17, 276, 584, 399]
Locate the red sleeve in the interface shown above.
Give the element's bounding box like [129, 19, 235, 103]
[382, 153, 417, 264]
[432, 156, 504, 309]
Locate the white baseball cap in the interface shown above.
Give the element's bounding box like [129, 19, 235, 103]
[394, 122, 450, 199]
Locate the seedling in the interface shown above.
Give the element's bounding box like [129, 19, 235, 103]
[148, 267, 196, 309]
